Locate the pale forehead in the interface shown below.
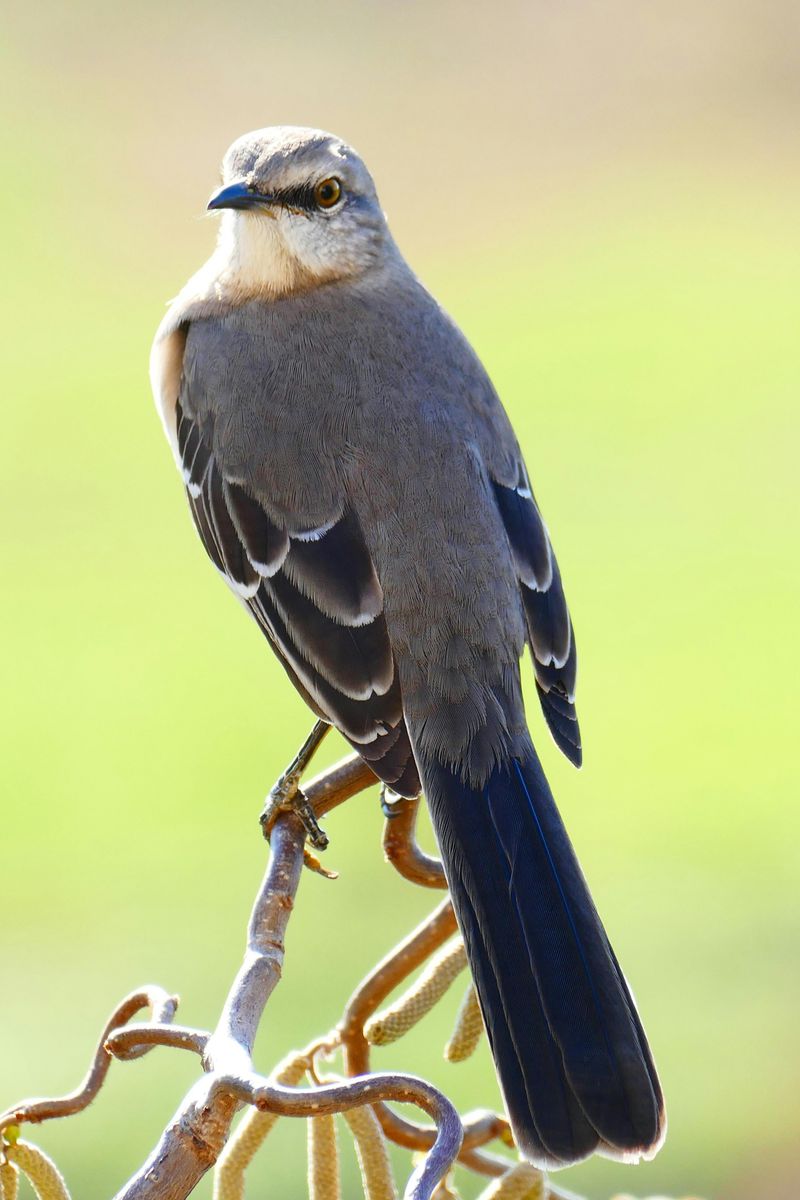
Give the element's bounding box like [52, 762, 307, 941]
[222, 126, 375, 193]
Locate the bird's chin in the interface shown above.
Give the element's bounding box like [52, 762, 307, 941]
[215, 209, 370, 300]
[214, 210, 306, 298]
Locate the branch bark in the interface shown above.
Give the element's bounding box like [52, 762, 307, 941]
[110, 812, 308, 1200]
[2, 754, 510, 1198]
[0, 988, 178, 1135]
[105, 756, 462, 1200]
[339, 897, 510, 1176]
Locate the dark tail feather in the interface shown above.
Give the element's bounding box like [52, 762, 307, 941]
[421, 745, 666, 1168]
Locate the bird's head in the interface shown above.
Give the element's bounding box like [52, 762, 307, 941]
[206, 126, 391, 297]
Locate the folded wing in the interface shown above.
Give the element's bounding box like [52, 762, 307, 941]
[174, 393, 420, 797]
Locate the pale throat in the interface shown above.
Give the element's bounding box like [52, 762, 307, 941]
[187, 210, 378, 306]
[210, 210, 315, 299]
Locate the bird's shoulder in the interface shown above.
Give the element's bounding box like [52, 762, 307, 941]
[152, 259, 524, 492]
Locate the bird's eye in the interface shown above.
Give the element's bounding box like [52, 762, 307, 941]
[314, 177, 342, 209]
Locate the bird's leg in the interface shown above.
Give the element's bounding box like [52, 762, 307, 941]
[260, 720, 331, 850]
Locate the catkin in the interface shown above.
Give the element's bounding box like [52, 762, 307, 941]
[4, 1141, 71, 1200]
[307, 1113, 340, 1200]
[478, 1162, 545, 1200]
[342, 1104, 398, 1200]
[445, 985, 483, 1062]
[0, 1160, 19, 1200]
[213, 1051, 309, 1200]
[366, 940, 467, 1045]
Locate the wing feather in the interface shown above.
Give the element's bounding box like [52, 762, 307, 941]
[223, 479, 290, 577]
[492, 474, 582, 767]
[206, 461, 260, 596]
[283, 511, 384, 626]
[173, 394, 419, 796]
[265, 569, 395, 700]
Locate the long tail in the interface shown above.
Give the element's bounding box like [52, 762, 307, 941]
[421, 743, 666, 1168]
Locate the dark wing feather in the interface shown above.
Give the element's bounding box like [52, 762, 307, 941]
[284, 511, 383, 625]
[248, 583, 403, 743]
[492, 476, 552, 590]
[492, 474, 582, 767]
[223, 479, 289, 577]
[206, 461, 260, 594]
[266, 569, 394, 700]
[174, 396, 419, 796]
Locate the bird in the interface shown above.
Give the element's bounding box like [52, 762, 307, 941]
[150, 125, 666, 1170]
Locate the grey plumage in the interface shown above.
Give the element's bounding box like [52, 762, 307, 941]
[152, 126, 664, 1167]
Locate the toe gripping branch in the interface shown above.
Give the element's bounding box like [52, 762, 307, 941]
[260, 721, 334, 874]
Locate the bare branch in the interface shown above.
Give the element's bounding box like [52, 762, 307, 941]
[365, 940, 467, 1046]
[110, 813, 308, 1200]
[382, 798, 446, 889]
[339, 897, 511, 1173]
[220, 1072, 462, 1200]
[106, 1026, 209, 1059]
[0, 987, 177, 1135]
[108, 757, 463, 1200]
[2, 748, 639, 1200]
[306, 754, 379, 819]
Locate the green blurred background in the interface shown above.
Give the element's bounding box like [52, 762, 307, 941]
[2, 2, 798, 1197]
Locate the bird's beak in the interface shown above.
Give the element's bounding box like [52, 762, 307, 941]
[207, 181, 273, 212]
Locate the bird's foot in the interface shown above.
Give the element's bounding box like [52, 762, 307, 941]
[380, 783, 412, 819]
[260, 771, 329, 852]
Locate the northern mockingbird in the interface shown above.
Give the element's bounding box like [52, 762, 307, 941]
[150, 126, 665, 1169]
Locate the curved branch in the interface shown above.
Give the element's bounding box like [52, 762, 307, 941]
[0, 987, 178, 1136]
[2, 751, 515, 1195]
[106, 1025, 209, 1059]
[382, 798, 446, 889]
[307, 753, 379, 819]
[339, 896, 511, 1171]
[341, 897, 457, 1059]
[111, 813, 309, 1200]
[221, 1070, 463, 1200]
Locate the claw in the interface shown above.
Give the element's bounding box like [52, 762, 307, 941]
[260, 771, 331, 882]
[261, 720, 333, 867]
[260, 786, 328, 846]
[303, 848, 339, 880]
[380, 784, 410, 820]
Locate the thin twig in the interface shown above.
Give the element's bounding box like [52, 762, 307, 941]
[339, 897, 510, 1173]
[109, 812, 308, 1200]
[107, 756, 463, 1200]
[382, 799, 446, 889]
[106, 1026, 209, 1059]
[220, 1072, 462, 1200]
[0, 987, 178, 1136]
[308, 753, 379, 819]
[365, 940, 467, 1046]
[2, 752, 509, 1195]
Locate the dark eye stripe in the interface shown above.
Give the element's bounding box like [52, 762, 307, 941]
[275, 183, 316, 210]
[253, 181, 343, 213]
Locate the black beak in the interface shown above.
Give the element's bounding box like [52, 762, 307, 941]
[207, 181, 272, 212]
